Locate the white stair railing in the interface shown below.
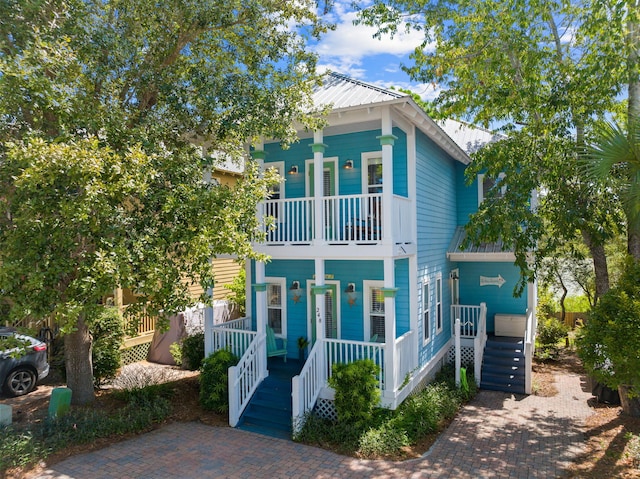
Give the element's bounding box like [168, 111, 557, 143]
[291, 341, 323, 435]
[473, 302, 487, 386]
[228, 333, 266, 427]
[451, 305, 482, 337]
[524, 307, 535, 394]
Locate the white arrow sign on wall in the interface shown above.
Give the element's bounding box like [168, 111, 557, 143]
[480, 274, 506, 288]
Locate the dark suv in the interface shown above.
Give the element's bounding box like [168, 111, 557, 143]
[0, 327, 50, 397]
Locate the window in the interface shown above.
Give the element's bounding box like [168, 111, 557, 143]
[362, 152, 383, 194]
[364, 281, 385, 343]
[435, 275, 443, 334]
[478, 173, 506, 204]
[266, 278, 286, 336]
[265, 162, 284, 219]
[423, 281, 431, 344]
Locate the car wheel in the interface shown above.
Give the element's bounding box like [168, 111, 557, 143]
[4, 367, 37, 397]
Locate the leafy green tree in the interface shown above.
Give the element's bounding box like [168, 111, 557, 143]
[0, 0, 331, 404]
[356, 0, 634, 298]
[577, 258, 640, 416]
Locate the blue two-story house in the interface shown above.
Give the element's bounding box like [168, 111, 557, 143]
[205, 73, 537, 437]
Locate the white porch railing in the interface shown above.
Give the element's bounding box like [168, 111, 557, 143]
[324, 193, 383, 243]
[452, 303, 487, 386]
[393, 330, 415, 391]
[325, 338, 385, 390]
[451, 304, 483, 337]
[228, 333, 267, 427]
[524, 307, 535, 395]
[291, 342, 324, 434]
[210, 317, 254, 359]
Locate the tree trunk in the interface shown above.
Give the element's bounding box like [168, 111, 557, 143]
[619, 385, 640, 417]
[64, 314, 96, 405]
[581, 229, 610, 300]
[629, 228, 640, 260]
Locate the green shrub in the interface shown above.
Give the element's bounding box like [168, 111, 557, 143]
[537, 317, 569, 347]
[169, 341, 183, 366]
[578, 257, 640, 394]
[358, 422, 410, 457]
[91, 307, 124, 387]
[328, 359, 380, 428]
[181, 332, 205, 370]
[199, 349, 239, 413]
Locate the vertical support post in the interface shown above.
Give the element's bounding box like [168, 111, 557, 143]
[382, 258, 397, 392]
[204, 291, 214, 356]
[313, 258, 326, 382]
[254, 261, 268, 378]
[291, 375, 302, 435]
[228, 365, 238, 427]
[455, 318, 461, 387]
[378, 108, 397, 245]
[311, 130, 326, 245]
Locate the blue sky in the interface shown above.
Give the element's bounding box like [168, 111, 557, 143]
[311, 1, 440, 102]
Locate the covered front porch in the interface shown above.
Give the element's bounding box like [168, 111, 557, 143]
[205, 315, 417, 432]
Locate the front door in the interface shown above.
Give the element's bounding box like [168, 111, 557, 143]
[309, 283, 338, 344]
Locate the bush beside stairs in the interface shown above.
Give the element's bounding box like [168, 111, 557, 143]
[237, 359, 302, 439]
[481, 336, 526, 394]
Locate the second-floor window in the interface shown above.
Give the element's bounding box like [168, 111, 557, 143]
[478, 172, 506, 205]
[265, 162, 284, 220]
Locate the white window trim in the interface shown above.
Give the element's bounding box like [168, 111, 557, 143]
[363, 280, 385, 342]
[478, 172, 506, 205]
[265, 277, 287, 338]
[422, 280, 431, 346]
[361, 151, 383, 194]
[435, 273, 443, 334]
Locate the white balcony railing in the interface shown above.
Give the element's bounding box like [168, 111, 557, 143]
[260, 193, 412, 246]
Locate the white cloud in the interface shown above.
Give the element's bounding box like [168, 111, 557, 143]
[314, 2, 426, 68]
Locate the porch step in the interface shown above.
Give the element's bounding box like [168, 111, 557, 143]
[237, 359, 302, 440]
[481, 336, 526, 395]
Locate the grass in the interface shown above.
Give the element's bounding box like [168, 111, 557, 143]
[0, 381, 173, 474]
[294, 364, 477, 459]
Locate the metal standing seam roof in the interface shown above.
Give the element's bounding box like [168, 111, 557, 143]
[447, 226, 515, 261]
[312, 72, 406, 109]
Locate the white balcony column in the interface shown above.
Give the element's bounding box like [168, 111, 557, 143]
[382, 258, 397, 393]
[311, 130, 327, 245]
[250, 146, 267, 231]
[377, 108, 397, 244]
[312, 258, 328, 382]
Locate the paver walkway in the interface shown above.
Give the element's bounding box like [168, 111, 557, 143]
[31, 365, 592, 479]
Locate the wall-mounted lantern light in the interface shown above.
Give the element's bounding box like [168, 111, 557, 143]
[343, 159, 354, 170]
[288, 165, 298, 175]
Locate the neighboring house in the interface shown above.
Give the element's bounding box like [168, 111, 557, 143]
[205, 73, 537, 437]
[113, 160, 245, 360]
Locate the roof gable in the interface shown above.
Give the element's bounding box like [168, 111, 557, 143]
[312, 73, 406, 110]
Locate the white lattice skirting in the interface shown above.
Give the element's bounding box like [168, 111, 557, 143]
[314, 398, 338, 422]
[446, 345, 475, 367]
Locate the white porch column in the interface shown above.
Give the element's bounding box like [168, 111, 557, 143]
[251, 145, 266, 236]
[378, 108, 397, 245]
[312, 258, 328, 382]
[311, 130, 327, 245]
[382, 258, 397, 394]
[254, 261, 268, 377]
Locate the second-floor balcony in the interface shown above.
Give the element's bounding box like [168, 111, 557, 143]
[259, 193, 413, 247]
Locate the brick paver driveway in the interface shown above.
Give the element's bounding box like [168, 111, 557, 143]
[31, 364, 592, 479]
